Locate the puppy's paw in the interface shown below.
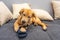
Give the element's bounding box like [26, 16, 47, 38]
[20, 27, 26, 32]
[42, 26, 47, 31]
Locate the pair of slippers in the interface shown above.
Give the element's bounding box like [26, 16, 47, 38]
[17, 28, 27, 38]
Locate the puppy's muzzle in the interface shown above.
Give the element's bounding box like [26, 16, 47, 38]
[22, 21, 26, 24]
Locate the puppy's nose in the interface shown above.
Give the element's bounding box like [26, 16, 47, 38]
[22, 21, 26, 24]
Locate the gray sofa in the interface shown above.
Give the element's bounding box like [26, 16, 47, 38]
[0, 0, 60, 40]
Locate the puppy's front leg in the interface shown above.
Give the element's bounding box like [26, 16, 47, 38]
[38, 22, 47, 30]
[14, 20, 20, 32]
[33, 17, 47, 30]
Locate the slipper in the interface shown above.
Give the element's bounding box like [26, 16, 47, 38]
[17, 28, 27, 38]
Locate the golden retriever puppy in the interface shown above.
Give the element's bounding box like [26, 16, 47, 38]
[14, 9, 47, 32]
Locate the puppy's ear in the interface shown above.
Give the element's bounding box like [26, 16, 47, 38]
[32, 13, 36, 17]
[19, 9, 24, 15]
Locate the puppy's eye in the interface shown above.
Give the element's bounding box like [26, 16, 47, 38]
[23, 14, 25, 16]
[28, 16, 31, 18]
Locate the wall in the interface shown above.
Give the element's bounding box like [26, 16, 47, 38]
[0, 0, 54, 16]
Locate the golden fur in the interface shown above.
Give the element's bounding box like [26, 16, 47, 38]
[14, 9, 47, 32]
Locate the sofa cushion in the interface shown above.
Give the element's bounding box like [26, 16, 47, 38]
[32, 9, 53, 20]
[12, 3, 31, 19]
[0, 1, 13, 26]
[52, 1, 60, 19]
[0, 23, 50, 40]
[47, 24, 60, 40]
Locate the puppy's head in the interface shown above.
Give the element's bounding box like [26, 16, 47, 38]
[19, 8, 35, 25]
